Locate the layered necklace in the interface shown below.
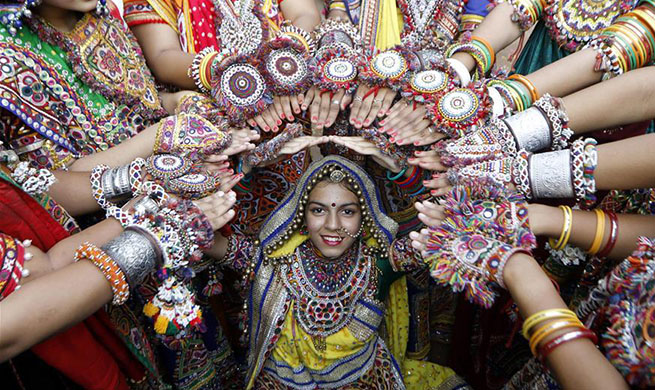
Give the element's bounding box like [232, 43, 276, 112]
[282, 241, 371, 350]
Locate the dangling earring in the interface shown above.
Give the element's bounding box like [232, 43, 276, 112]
[0, 0, 41, 36]
[95, 0, 109, 16]
[300, 225, 308, 235]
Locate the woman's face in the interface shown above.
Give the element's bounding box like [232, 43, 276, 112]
[40, 0, 98, 14]
[305, 181, 362, 259]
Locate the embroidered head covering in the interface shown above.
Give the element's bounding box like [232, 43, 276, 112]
[258, 155, 398, 260]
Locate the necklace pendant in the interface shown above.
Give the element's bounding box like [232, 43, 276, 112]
[312, 335, 327, 352]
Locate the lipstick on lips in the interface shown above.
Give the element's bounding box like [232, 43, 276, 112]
[321, 235, 344, 246]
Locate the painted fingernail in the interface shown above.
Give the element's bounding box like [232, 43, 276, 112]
[312, 116, 318, 121]
[273, 126, 279, 132]
[408, 157, 416, 161]
[431, 190, 439, 196]
[302, 105, 308, 110]
[289, 116, 294, 121]
[264, 126, 270, 131]
[280, 113, 285, 120]
[414, 141, 420, 146]
[294, 108, 301, 114]
[389, 137, 395, 143]
[380, 120, 386, 125]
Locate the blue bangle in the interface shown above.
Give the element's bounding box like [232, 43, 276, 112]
[408, 186, 427, 197]
[386, 167, 407, 181]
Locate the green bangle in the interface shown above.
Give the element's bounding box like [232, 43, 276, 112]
[387, 167, 407, 181]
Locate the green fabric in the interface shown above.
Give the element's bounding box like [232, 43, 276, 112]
[375, 255, 403, 301]
[512, 20, 571, 75]
[0, 18, 114, 117]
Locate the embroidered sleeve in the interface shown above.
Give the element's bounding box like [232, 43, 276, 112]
[123, 0, 168, 27]
[0, 233, 28, 302]
[216, 233, 254, 273]
[388, 236, 423, 273]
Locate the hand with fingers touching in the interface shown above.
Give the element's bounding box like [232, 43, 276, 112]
[329, 135, 403, 173]
[301, 85, 352, 130]
[379, 100, 445, 146]
[408, 149, 448, 172]
[193, 190, 238, 232]
[348, 85, 396, 129]
[242, 123, 325, 169]
[222, 128, 260, 156]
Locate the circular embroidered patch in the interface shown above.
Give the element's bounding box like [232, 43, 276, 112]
[371, 50, 407, 79]
[220, 63, 267, 107]
[438, 88, 480, 123]
[146, 154, 191, 180]
[324, 58, 357, 83]
[168, 172, 218, 198]
[266, 48, 308, 87]
[410, 70, 449, 94]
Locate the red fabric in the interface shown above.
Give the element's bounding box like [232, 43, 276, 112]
[186, 0, 221, 51]
[0, 177, 143, 389]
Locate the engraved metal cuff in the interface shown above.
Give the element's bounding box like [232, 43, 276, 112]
[505, 107, 551, 152]
[102, 229, 160, 288]
[529, 150, 575, 199]
[103, 165, 132, 200]
[132, 196, 160, 216]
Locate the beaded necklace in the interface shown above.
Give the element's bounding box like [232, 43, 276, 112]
[299, 241, 359, 292]
[282, 240, 371, 338]
[25, 12, 166, 124]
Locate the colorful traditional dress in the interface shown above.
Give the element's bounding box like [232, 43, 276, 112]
[0, 4, 237, 389]
[216, 155, 469, 390]
[123, 0, 310, 235]
[0, 159, 153, 389]
[0, 3, 165, 169]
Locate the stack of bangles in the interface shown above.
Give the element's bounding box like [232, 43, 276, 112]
[591, 4, 655, 80]
[548, 206, 619, 257]
[328, 0, 346, 12]
[387, 166, 425, 196]
[522, 308, 597, 363]
[486, 74, 539, 113]
[445, 36, 495, 80]
[508, 0, 544, 31]
[188, 48, 225, 93]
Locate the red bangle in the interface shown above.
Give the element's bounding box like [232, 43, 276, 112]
[538, 328, 598, 364]
[396, 165, 419, 187]
[362, 85, 380, 100]
[597, 211, 619, 258]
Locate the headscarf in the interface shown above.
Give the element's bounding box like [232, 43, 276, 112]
[257, 155, 399, 260]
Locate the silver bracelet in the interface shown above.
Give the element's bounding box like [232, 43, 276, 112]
[102, 165, 131, 199]
[132, 196, 161, 216]
[505, 106, 551, 152]
[529, 150, 575, 199]
[102, 228, 160, 288]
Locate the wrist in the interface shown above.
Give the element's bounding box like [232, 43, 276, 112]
[528, 203, 560, 237]
[328, 9, 349, 21]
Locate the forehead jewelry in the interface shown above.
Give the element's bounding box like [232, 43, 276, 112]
[329, 168, 346, 183]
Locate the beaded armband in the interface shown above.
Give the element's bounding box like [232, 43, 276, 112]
[279, 22, 316, 56]
[400, 61, 457, 104]
[75, 242, 130, 305]
[243, 122, 304, 168]
[188, 47, 219, 93]
[153, 113, 232, 160]
[259, 37, 312, 96]
[423, 181, 536, 308]
[425, 82, 493, 138]
[359, 46, 418, 91]
[313, 18, 361, 50]
[10, 161, 56, 196]
[437, 94, 572, 167]
[144, 154, 221, 199]
[508, 0, 543, 32]
[310, 45, 362, 94]
[0, 234, 30, 301]
[210, 54, 273, 125]
[576, 236, 655, 387]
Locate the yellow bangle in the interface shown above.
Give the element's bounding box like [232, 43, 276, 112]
[198, 52, 216, 91]
[522, 308, 577, 339]
[587, 209, 606, 255]
[548, 205, 572, 250]
[529, 319, 584, 356]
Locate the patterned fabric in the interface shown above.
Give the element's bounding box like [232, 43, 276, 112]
[124, 0, 284, 53]
[0, 8, 164, 169]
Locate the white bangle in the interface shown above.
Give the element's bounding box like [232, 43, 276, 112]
[487, 86, 505, 118]
[446, 58, 471, 86]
